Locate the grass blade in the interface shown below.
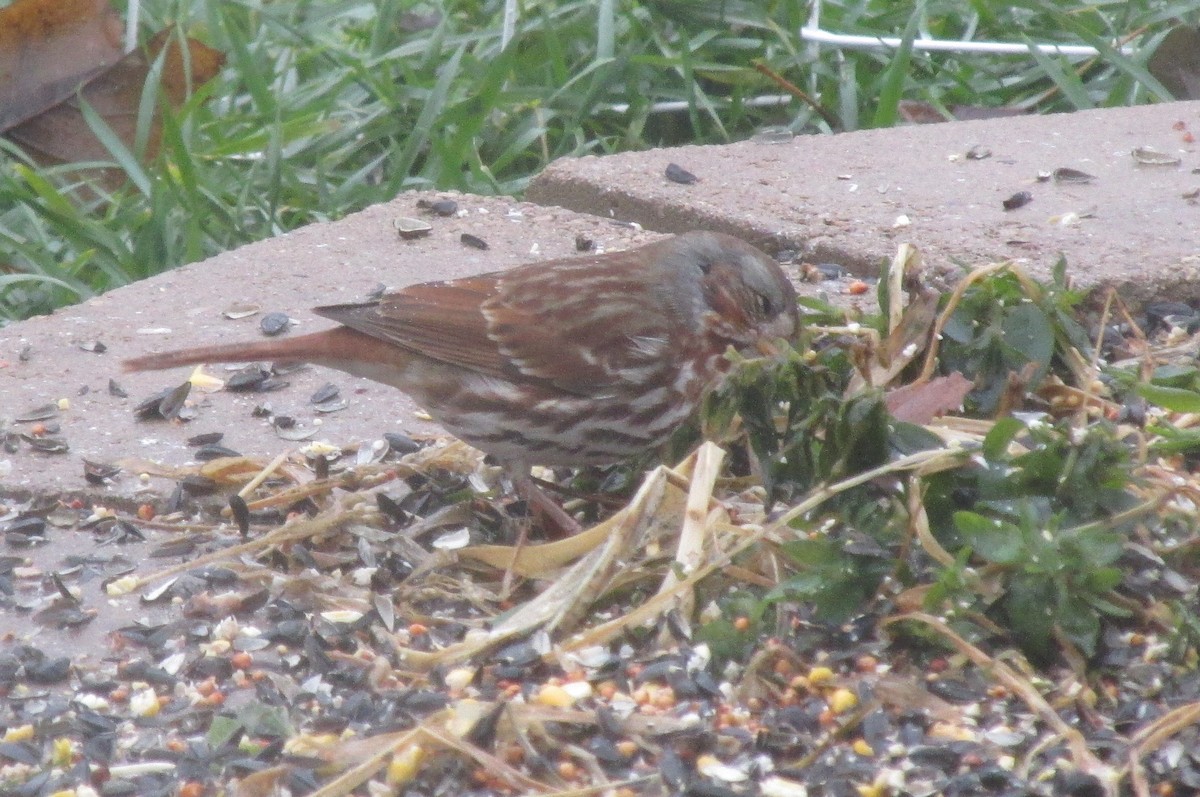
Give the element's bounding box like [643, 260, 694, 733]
[78, 99, 154, 196]
[871, 5, 921, 128]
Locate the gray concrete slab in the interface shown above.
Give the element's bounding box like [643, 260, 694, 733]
[527, 101, 1200, 301]
[0, 194, 665, 507]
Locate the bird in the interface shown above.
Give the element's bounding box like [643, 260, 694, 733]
[123, 230, 800, 530]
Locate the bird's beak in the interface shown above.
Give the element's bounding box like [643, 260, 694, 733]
[763, 309, 801, 345]
[754, 306, 802, 357]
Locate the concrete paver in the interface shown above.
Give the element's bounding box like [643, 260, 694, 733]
[528, 101, 1200, 299]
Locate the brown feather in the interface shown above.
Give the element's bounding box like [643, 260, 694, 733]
[121, 327, 389, 372]
[314, 274, 509, 379]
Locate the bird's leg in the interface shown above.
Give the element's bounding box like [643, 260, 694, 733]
[496, 465, 578, 598]
[503, 463, 583, 539]
[515, 475, 584, 539]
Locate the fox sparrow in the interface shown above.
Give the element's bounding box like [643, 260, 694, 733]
[124, 230, 799, 523]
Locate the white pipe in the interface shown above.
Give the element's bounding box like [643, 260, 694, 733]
[125, 0, 140, 53]
[800, 0, 1132, 58]
[604, 94, 794, 115]
[799, 25, 1119, 57]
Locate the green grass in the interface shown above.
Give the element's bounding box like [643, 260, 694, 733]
[0, 0, 1194, 321]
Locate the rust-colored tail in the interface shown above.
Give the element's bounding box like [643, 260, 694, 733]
[122, 328, 360, 372]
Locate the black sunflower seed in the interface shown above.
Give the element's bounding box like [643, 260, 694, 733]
[194, 444, 242, 461]
[394, 217, 432, 239]
[257, 377, 291, 392]
[1053, 167, 1095, 183]
[26, 656, 71, 683]
[310, 383, 340, 404]
[814, 263, 848, 280]
[135, 383, 191, 420]
[5, 515, 47, 538]
[260, 312, 291, 336]
[15, 403, 58, 423]
[108, 520, 145, 543]
[22, 435, 69, 453]
[419, 198, 458, 216]
[665, 162, 698, 184]
[229, 495, 251, 536]
[460, 233, 488, 250]
[83, 459, 121, 484]
[225, 366, 270, 391]
[157, 381, 192, 420]
[180, 475, 219, 496]
[383, 432, 421, 455]
[1002, 190, 1032, 210]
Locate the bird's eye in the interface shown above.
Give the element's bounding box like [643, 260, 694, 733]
[757, 293, 773, 316]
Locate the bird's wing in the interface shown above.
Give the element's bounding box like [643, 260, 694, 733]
[314, 275, 513, 379]
[314, 249, 674, 396]
[480, 261, 671, 396]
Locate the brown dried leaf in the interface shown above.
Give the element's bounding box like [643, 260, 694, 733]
[896, 100, 948, 125]
[6, 30, 223, 164]
[1148, 24, 1200, 101]
[0, 0, 123, 132]
[848, 288, 939, 394]
[885, 372, 973, 424]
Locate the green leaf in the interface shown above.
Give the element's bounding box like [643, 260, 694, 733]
[206, 715, 243, 749]
[889, 421, 944, 455]
[1084, 566, 1124, 593]
[1148, 421, 1200, 455]
[1004, 573, 1058, 661]
[982, 417, 1026, 461]
[1085, 588, 1135, 619]
[780, 537, 841, 566]
[1071, 528, 1126, 569]
[1151, 364, 1200, 386]
[1056, 14, 1175, 102]
[596, 0, 615, 60]
[1000, 303, 1054, 374]
[695, 618, 755, 664]
[1136, 383, 1200, 413]
[954, 511, 1023, 564]
[0, 272, 89, 298]
[1057, 594, 1101, 657]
